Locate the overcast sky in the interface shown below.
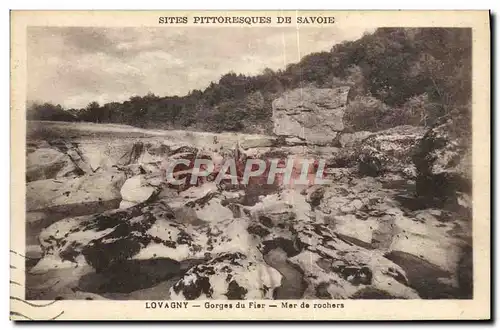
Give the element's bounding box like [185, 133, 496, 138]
[27, 26, 371, 109]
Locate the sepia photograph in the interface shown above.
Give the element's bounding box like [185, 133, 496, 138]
[10, 10, 490, 320]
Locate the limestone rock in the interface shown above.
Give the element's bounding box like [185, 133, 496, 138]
[26, 171, 126, 213]
[313, 176, 472, 298]
[170, 252, 282, 300]
[413, 117, 472, 209]
[26, 148, 79, 182]
[75, 140, 168, 172]
[33, 200, 187, 273]
[239, 136, 277, 150]
[389, 207, 471, 275]
[32, 200, 256, 274]
[65, 147, 93, 174]
[338, 131, 372, 148]
[330, 214, 379, 246]
[120, 175, 159, 206]
[272, 87, 350, 145]
[119, 200, 137, 209]
[288, 222, 420, 299]
[76, 141, 136, 171]
[250, 189, 312, 226]
[25, 122, 473, 301]
[355, 125, 426, 177]
[284, 136, 307, 146]
[25, 170, 126, 245]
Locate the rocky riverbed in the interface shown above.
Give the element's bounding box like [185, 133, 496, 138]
[24, 87, 472, 300]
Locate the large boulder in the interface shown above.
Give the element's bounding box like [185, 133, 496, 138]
[26, 170, 126, 213]
[170, 252, 282, 300]
[26, 170, 126, 245]
[250, 189, 312, 225]
[166, 183, 235, 223]
[26, 148, 80, 182]
[74, 140, 170, 172]
[119, 174, 160, 208]
[272, 87, 350, 145]
[313, 176, 472, 298]
[28, 139, 169, 174]
[288, 222, 420, 299]
[388, 207, 471, 276]
[248, 203, 420, 299]
[324, 126, 425, 176]
[31, 193, 255, 272]
[355, 125, 426, 178]
[33, 200, 185, 273]
[413, 117, 472, 209]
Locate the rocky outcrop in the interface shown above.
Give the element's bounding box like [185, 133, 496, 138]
[119, 174, 160, 208]
[26, 171, 126, 214]
[25, 120, 473, 301]
[30, 182, 427, 300]
[356, 125, 426, 178]
[413, 117, 472, 210]
[272, 87, 350, 145]
[288, 222, 420, 299]
[239, 136, 277, 150]
[74, 140, 168, 172]
[32, 190, 248, 273]
[315, 176, 472, 298]
[26, 170, 127, 245]
[327, 126, 425, 177]
[337, 131, 372, 148]
[26, 148, 81, 181]
[248, 190, 421, 299]
[170, 252, 282, 300]
[27, 138, 171, 175]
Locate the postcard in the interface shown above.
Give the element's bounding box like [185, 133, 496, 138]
[10, 10, 490, 320]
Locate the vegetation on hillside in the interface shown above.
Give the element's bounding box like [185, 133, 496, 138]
[27, 102, 77, 122]
[27, 28, 471, 134]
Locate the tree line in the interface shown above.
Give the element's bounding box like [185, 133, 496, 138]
[27, 27, 471, 133]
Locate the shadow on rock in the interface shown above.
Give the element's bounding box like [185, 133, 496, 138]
[385, 251, 471, 299]
[78, 258, 182, 294]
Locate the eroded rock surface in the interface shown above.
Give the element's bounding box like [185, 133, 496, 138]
[26, 148, 80, 182]
[120, 174, 160, 208]
[25, 113, 472, 300]
[413, 117, 472, 210]
[26, 170, 127, 246]
[272, 87, 350, 145]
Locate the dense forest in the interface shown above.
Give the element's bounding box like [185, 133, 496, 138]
[27, 27, 472, 134]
